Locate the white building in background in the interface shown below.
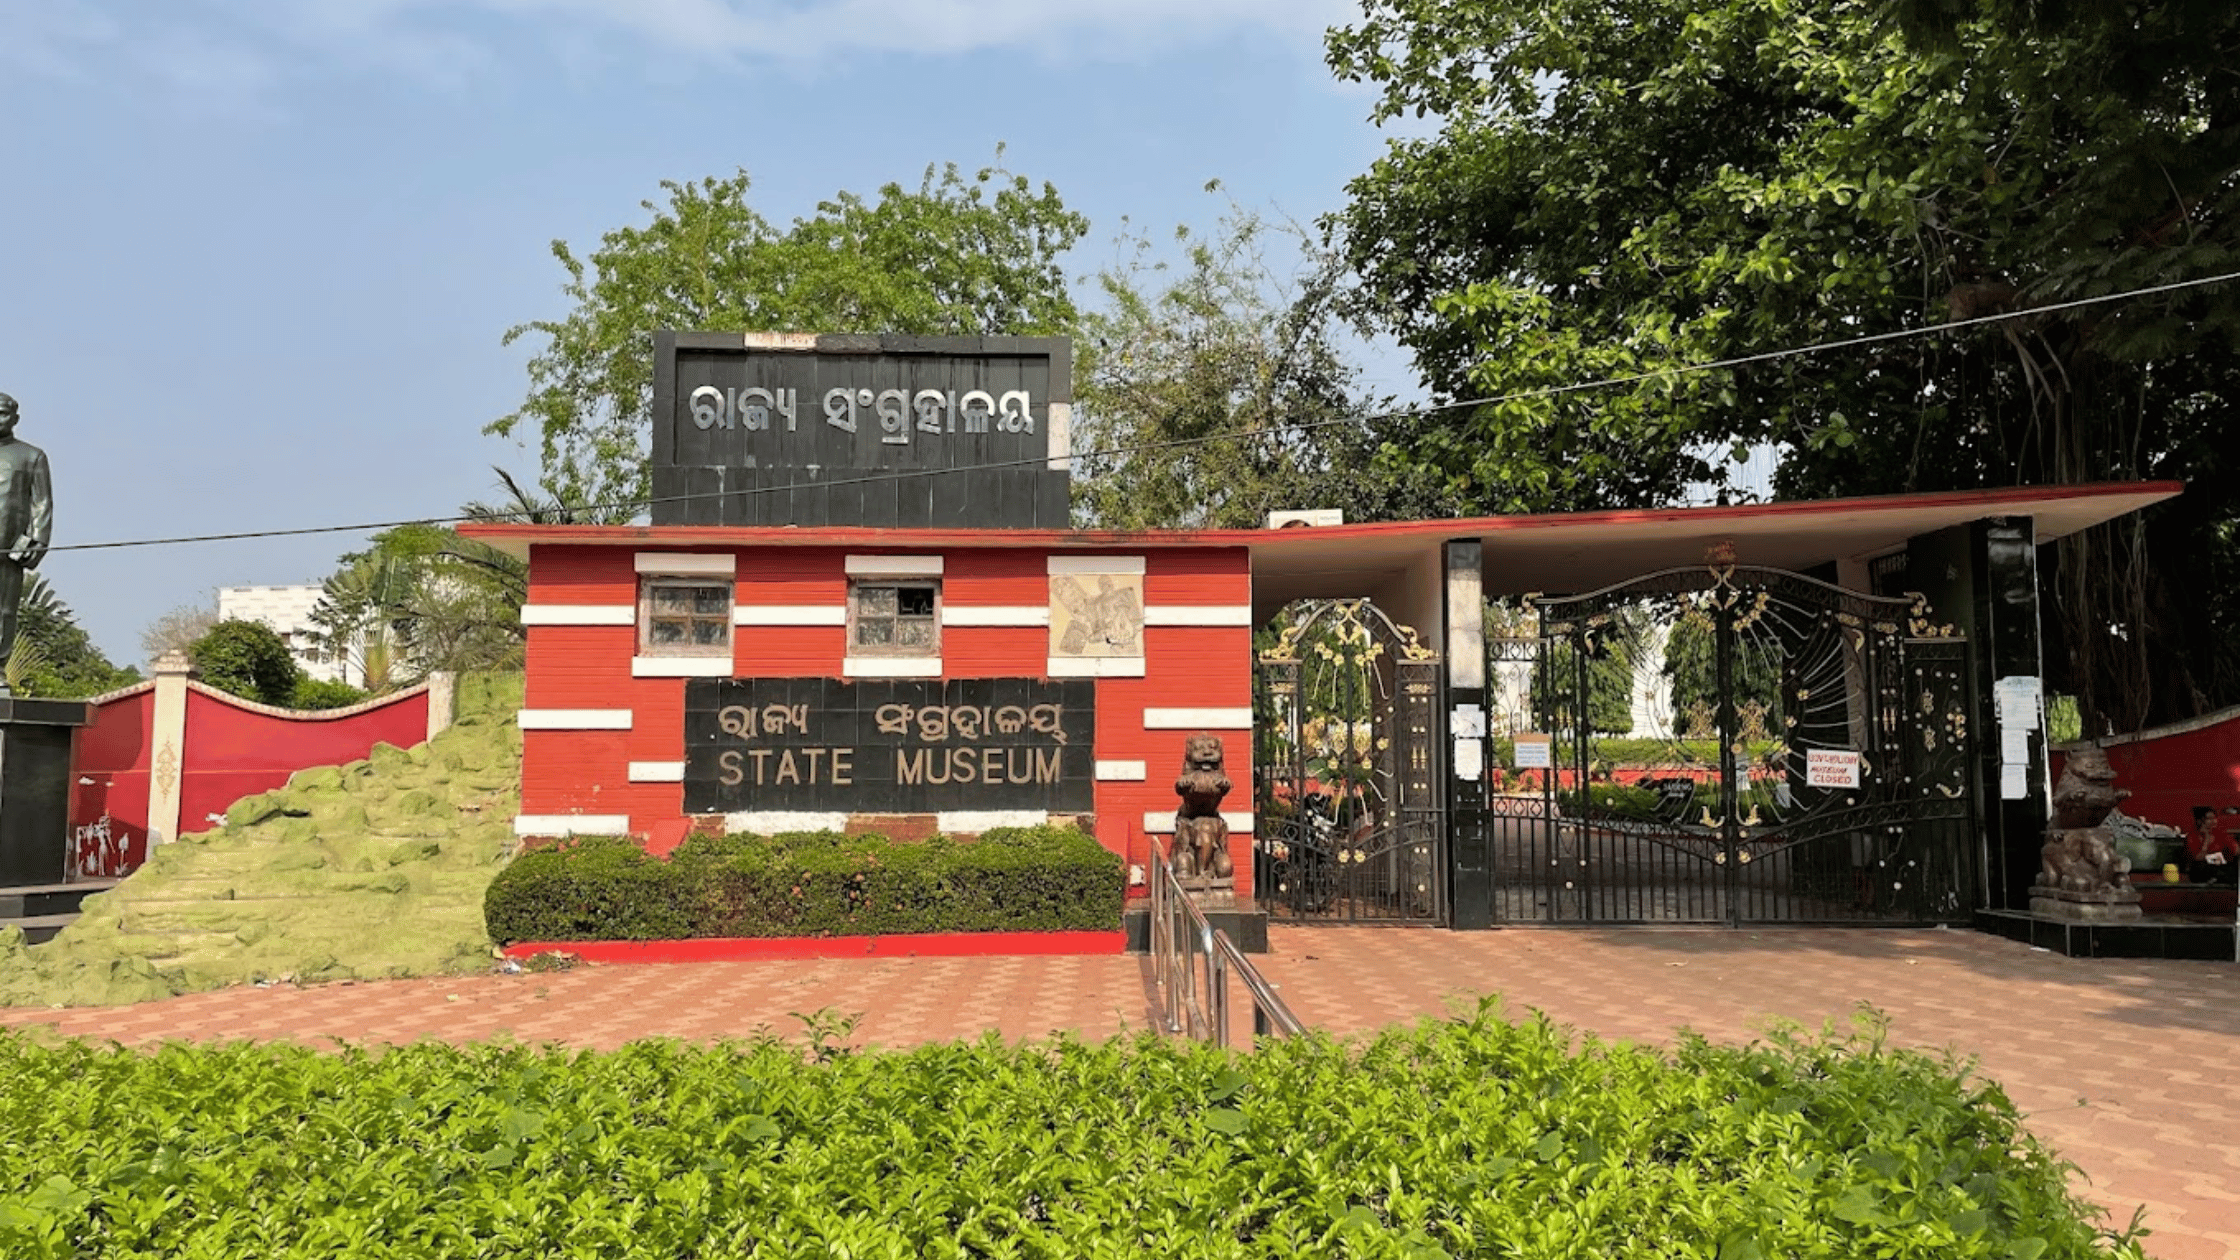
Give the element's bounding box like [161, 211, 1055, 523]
[216, 585, 357, 686]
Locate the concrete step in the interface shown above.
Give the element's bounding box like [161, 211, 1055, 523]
[0, 880, 118, 919]
[2, 913, 79, 944]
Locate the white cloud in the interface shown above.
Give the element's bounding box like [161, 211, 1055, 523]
[1, 0, 1358, 98]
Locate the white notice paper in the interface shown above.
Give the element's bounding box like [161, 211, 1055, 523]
[1993, 676, 2042, 730]
[1449, 704, 1486, 739]
[1513, 734, 1554, 769]
[2000, 728, 2032, 767]
[1453, 737, 1484, 781]
[1805, 749, 1862, 790]
[2001, 764, 2031, 800]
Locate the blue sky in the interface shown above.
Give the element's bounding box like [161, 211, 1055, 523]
[0, 0, 1414, 665]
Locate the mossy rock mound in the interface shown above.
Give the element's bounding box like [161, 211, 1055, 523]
[0, 671, 526, 1009]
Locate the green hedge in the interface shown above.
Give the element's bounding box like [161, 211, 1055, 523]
[485, 824, 1123, 944]
[0, 1010, 2144, 1258]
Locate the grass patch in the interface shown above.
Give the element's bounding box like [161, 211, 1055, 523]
[0, 1005, 2143, 1258]
[0, 673, 524, 1008]
[485, 823, 1123, 944]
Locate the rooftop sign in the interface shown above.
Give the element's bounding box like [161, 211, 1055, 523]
[650, 332, 1072, 529]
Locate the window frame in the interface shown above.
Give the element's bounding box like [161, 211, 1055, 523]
[846, 578, 943, 657]
[637, 575, 734, 657]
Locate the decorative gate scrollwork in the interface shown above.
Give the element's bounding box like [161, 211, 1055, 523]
[1254, 599, 1446, 924]
[1492, 562, 1976, 926]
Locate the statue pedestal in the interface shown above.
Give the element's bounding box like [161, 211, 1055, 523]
[0, 698, 92, 886]
[1177, 875, 1235, 912]
[2028, 886, 2144, 923]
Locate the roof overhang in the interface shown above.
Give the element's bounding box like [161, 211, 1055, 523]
[462, 480, 2180, 603]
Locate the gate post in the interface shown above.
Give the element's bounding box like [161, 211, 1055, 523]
[1444, 539, 1492, 928]
[1714, 580, 1741, 928]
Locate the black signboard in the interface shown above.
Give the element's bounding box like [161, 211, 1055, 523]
[650, 332, 1072, 529]
[683, 677, 1095, 815]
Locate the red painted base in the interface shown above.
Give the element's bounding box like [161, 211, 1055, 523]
[503, 930, 1127, 964]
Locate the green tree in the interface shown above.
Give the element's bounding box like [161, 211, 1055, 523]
[6, 574, 139, 699]
[1072, 202, 1422, 528]
[1326, 0, 2240, 732]
[312, 469, 588, 684]
[490, 155, 1088, 513]
[190, 620, 301, 706]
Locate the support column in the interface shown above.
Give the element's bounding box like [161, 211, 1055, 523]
[1977, 517, 2048, 912]
[1900, 518, 2046, 912]
[1444, 539, 1494, 928]
[146, 651, 192, 850]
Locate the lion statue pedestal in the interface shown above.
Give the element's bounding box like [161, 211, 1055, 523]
[1170, 733, 1237, 907]
[2029, 744, 2143, 922]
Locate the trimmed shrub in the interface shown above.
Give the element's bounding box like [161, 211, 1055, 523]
[0, 1010, 2147, 1258]
[483, 837, 695, 944]
[1558, 782, 1664, 819]
[484, 823, 1123, 944]
[188, 619, 301, 705]
[289, 676, 368, 710]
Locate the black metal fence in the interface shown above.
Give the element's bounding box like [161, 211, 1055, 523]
[1254, 599, 1447, 925]
[1485, 565, 1977, 926]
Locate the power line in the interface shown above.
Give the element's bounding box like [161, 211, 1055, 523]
[51, 266, 2239, 554]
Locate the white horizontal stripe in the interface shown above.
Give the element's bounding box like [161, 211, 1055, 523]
[1142, 707, 1253, 729]
[1095, 759, 1148, 781]
[724, 811, 850, 835]
[942, 605, 1049, 627]
[1144, 605, 1255, 627]
[631, 656, 731, 677]
[1141, 811, 1255, 834]
[1046, 656, 1147, 677]
[517, 709, 633, 730]
[1047, 554, 1145, 575]
[514, 814, 632, 837]
[521, 604, 635, 627]
[843, 656, 943, 677]
[627, 761, 685, 782]
[845, 554, 944, 576]
[635, 552, 735, 576]
[732, 605, 846, 626]
[937, 810, 1049, 833]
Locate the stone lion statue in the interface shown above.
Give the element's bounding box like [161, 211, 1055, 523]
[1172, 733, 1235, 881]
[2039, 745, 2132, 894]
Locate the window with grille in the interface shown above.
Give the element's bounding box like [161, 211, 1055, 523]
[849, 580, 940, 656]
[639, 578, 732, 656]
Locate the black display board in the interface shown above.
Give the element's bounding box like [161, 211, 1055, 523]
[683, 678, 1095, 815]
[651, 333, 1072, 529]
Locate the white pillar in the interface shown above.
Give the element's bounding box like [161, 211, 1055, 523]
[146, 651, 193, 848]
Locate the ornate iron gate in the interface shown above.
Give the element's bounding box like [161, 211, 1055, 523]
[1254, 600, 1446, 924]
[1489, 564, 1976, 926]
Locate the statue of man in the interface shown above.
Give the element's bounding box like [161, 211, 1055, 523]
[0, 393, 54, 694]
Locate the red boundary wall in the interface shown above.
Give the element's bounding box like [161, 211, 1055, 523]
[66, 681, 435, 881]
[2051, 706, 2240, 847]
[67, 685, 156, 879]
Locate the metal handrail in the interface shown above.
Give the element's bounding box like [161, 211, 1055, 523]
[1148, 837, 1305, 1047]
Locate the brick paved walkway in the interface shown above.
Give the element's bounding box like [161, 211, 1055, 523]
[4, 926, 2233, 1258]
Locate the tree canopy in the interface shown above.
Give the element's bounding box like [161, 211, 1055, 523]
[1326, 0, 2239, 731]
[189, 620, 301, 708]
[1071, 203, 1428, 529]
[7, 574, 138, 699]
[490, 156, 1087, 513]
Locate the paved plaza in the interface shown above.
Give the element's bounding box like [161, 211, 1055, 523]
[5, 925, 2235, 1259]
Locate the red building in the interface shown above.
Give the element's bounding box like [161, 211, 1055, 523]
[461, 331, 2186, 936]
